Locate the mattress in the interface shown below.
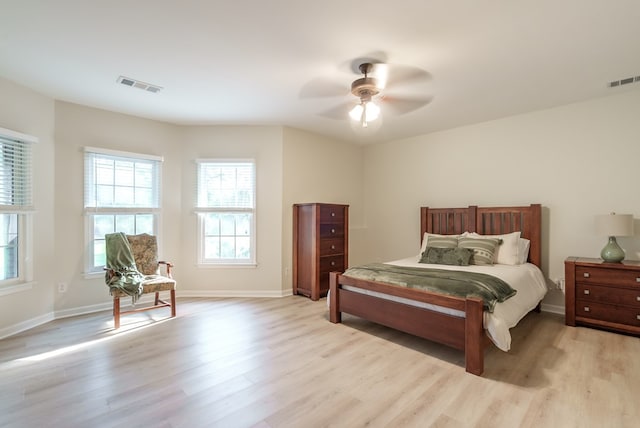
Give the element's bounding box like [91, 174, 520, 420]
[337, 256, 548, 351]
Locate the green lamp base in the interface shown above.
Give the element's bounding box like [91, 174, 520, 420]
[601, 236, 625, 263]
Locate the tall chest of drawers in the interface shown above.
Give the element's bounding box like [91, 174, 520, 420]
[293, 203, 349, 301]
[565, 257, 640, 335]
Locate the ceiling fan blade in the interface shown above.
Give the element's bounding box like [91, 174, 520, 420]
[369, 63, 390, 90]
[385, 64, 431, 89]
[381, 95, 433, 115]
[318, 101, 354, 120]
[299, 77, 348, 99]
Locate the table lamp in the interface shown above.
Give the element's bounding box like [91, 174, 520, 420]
[596, 213, 634, 263]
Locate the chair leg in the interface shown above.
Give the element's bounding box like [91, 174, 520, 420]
[114, 297, 120, 329]
[170, 289, 176, 317]
[154, 292, 160, 305]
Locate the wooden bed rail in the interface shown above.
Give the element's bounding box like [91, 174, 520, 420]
[329, 271, 486, 375]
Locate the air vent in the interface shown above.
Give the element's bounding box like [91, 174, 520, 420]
[608, 75, 640, 88]
[117, 76, 162, 93]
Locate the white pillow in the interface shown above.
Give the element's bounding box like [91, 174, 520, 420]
[419, 232, 461, 256]
[466, 231, 521, 265]
[518, 238, 531, 264]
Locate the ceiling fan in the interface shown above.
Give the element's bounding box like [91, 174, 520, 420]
[349, 63, 383, 127]
[301, 58, 432, 129]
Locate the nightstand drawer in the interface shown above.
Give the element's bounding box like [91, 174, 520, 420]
[576, 300, 640, 327]
[576, 266, 640, 287]
[577, 283, 640, 308]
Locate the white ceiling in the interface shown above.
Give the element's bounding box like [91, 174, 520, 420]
[1, 1, 640, 144]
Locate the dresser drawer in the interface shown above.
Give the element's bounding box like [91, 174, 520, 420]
[320, 223, 345, 238]
[576, 266, 640, 287]
[576, 300, 640, 327]
[577, 283, 640, 308]
[319, 255, 345, 273]
[320, 205, 346, 223]
[320, 238, 345, 256]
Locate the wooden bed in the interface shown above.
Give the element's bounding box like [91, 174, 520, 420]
[329, 204, 542, 376]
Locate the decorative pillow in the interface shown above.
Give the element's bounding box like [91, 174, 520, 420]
[427, 235, 459, 248]
[126, 234, 159, 275]
[467, 231, 520, 265]
[419, 232, 460, 255]
[518, 238, 531, 264]
[420, 246, 474, 266]
[458, 236, 502, 265]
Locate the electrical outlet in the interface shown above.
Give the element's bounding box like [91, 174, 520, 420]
[57, 282, 67, 293]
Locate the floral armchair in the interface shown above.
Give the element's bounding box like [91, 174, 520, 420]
[105, 233, 176, 328]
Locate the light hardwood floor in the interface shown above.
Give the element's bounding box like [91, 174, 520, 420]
[1, 296, 639, 428]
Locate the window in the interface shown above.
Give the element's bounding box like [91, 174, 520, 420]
[84, 147, 162, 273]
[0, 127, 36, 289]
[196, 160, 256, 265]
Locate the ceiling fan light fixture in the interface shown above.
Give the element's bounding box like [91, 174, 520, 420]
[349, 100, 380, 127]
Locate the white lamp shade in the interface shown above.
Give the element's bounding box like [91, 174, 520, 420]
[596, 213, 634, 237]
[349, 101, 380, 123]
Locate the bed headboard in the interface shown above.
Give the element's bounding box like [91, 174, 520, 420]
[420, 204, 542, 268]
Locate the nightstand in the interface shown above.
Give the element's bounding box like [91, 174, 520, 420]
[565, 257, 640, 335]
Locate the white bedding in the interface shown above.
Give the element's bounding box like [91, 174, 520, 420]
[339, 256, 548, 352]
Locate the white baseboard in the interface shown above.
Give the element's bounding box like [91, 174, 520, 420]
[54, 302, 112, 319]
[178, 289, 293, 298]
[541, 303, 565, 315]
[0, 311, 55, 340]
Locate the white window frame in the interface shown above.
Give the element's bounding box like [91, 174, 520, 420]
[84, 147, 163, 274]
[0, 127, 36, 295]
[195, 159, 256, 267]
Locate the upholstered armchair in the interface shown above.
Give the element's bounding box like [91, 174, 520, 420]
[105, 233, 176, 329]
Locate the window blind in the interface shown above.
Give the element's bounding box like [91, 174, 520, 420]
[196, 161, 255, 209]
[84, 149, 161, 210]
[0, 135, 33, 211]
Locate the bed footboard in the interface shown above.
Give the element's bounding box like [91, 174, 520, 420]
[329, 271, 485, 375]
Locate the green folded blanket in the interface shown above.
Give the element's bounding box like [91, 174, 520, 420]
[105, 232, 145, 303]
[342, 263, 516, 312]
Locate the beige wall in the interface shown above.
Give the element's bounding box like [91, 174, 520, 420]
[282, 128, 365, 292]
[362, 90, 640, 311]
[0, 78, 56, 334]
[177, 125, 285, 296]
[53, 101, 182, 315]
[54, 105, 289, 307]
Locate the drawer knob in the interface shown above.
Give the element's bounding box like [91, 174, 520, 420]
[331, 228, 336, 234]
[331, 212, 336, 217]
[331, 245, 336, 250]
[637, 277, 640, 283]
[584, 306, 590, 312]
[637, 296, 640, 302]
[583, 289, 590, 295]
[583, 272, 590, 278]
[637, 315, 640, 320]
[331, 261, 336, 266]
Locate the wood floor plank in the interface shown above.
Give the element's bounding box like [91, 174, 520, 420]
[0, 296, 639, 427]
